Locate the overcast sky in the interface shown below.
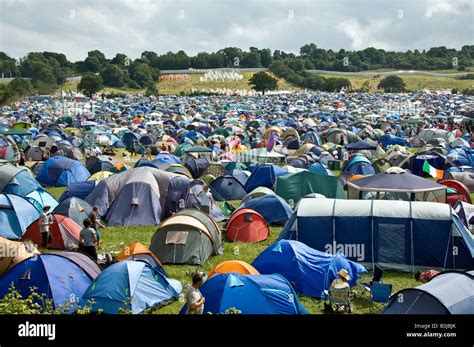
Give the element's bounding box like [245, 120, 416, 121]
[0, 0, 473, 61]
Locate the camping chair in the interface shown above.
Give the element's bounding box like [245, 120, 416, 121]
[358, 264, 384, 297]
[369, 282, 392, 312]
[325, 286, 354, 313]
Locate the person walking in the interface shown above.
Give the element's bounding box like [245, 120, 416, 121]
[186, 273, 206, 315]
[79, 218, 98, 261]
[198, 186, 213, 214]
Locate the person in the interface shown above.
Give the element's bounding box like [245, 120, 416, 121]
[198, 186, 213, 214]
[415, 269, 439, 283]
[186, 273, 206, 314]
[145, 146, 152, 160]
[39, 206, 53, 248]
[88, 206, 104, 248]
[339, 134, 345, 146]
[79, 218, 98, 261]
[331, 269, 351, 289]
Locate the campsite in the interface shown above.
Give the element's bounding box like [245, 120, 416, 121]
[1, 2, 474, 338]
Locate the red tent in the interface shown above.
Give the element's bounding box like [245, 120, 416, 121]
[226, 208, 269, 243]
[22, 214, 81, 250]
[439, 179, 471, 207]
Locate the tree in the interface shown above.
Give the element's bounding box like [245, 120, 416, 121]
[100, 64, 126, 87]
[78, 72, 103, 97]
[9, 78, 33, 97]
[130, 63, 153, 88]
[303, 74, 325, 90]
[378, 75, 406, 92]
[82, 56, 101, 72]
[145, 83, 159, 96]
[249, 72, 278, 94]
[0, 84, 12, 105]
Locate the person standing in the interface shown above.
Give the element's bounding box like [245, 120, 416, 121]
[186, 273, 206, 315]
[88, 206, 104, 248]
[198, 186, 213, 214]
[39, 206, 53, 248]
[79, 218, 98, 261]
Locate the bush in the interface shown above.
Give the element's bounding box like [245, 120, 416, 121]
[378, 75, 406, 92]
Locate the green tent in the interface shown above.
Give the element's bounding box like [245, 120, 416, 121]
[275, 171, 346, 204]
[1, 128, 31, 136]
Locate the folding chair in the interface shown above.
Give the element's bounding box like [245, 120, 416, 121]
[369, 282, 392, 312]
[358, 264, 384, 297]
[326, 286, 354, 313]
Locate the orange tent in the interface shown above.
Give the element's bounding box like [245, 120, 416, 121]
[208, 260, 260, 278]
[21, 214, 81, 250]
[116, 242, 162, 266]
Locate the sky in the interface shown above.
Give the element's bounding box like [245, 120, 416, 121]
[0, 0, 473, 62]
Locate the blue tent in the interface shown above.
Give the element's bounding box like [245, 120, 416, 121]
[244, 164, 288, 193]
[53, 197, 93, 226]
[179, 273, 307, 314]
[210, 175, 247, 201]
[226, 169, 250, 186]
[446, 148, 474, 168]
[59, 181, 96, 202]
[0, 164, 58, 211]
[36, 157, 90, 187]
[383, 270, 474, 314]
[308, 162, 335, 176]
[80, 260, 181, 314]
[378, 134, 409, 148]
[241, 195, 293, 225]
[0, 254, 94, 310]
[343, 154, 376, 176]
[121, 131, 141, 147]
[0, 193, 40, 239]
[279, 198, 474, 270]
[252, 240, 366, 298]
[407, 151, 446, 177]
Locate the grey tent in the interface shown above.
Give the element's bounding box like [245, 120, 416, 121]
[149, 209, 223, 265]
[443, 171, 474, 192]
[383, 271, 474, 314]
[86, 167, 190, 226]
[53, 197, 93, 226]
[25, 147, 43, 161]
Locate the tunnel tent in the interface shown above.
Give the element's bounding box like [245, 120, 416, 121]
[383, 270, 474, 314]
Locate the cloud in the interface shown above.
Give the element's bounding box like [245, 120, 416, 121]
[0, 0, 472, 61]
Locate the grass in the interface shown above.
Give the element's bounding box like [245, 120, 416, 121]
[45, 183, 419, 315]
[319, 73, 474, 92]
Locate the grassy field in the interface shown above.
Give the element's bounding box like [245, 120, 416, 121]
[45, 182, 419, 315]
[61, 72, 299, 96]
[319, 73, 474, 92]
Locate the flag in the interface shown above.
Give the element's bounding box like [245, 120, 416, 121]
[423, 160, 443, 179]
[266, 131, 276, 152]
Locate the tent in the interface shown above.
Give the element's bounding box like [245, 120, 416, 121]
[0, 164, 58, 211]
[0, 237, 39, 275]
[226, 208, 269, 242]
[52, 197, 93, 226]
[0, 254, 95, 310]
[226, 168, 251, 186]
[343, 154, 376, 176]
[346, 140, 376, 151]
[185, 179, 226, 222]
[59, 181, 97, 202]
[24, 146, 43, 161]
[208, 260, 259, 278]
[241, 187, 276, 205]
[85, 155, 120, 175]
[88, 171, 113, 181]
[244, 164, 287, 193]
[275, 171, 345, 204]
[240, 194, 293, 225]
[0, 193, 40, 240]
[21, 214, 81, 250]
[454, 201, 474, 229]
[184, 158, 209, 178]
[209, 175, 247, 201]
[80, 260, 181, 314]
[378, 134, 410, 148]
[383, 270, 474, 314]
[116, 242, 165, 276]
[347, 169, 447, 203]
[308, 162, 335, 176]
[252, 240, 366, 298]
[439, 180, 471, 207]
[401, 151, 446, 177]
[279, 198, 474, 270]
[163, 164, 192, 178]
[150, 209, 223, 265]
[36, 157, 90, 187]
[443, 171, 474, 192]
[179, 273, 307, 314]
[417, 129, 455, 144]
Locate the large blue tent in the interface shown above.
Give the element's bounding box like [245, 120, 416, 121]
[0, 254, 95, 310]
[252, 240, 366, 298]
[241, 194, 293, 225]
[59, 181, 97, 202]
[244, 164, 287, 193]
[209, 175, 247, 201]
[80, 260, 181, 314]
[36, 157, 90, 187]
[179, 273, 307, 314]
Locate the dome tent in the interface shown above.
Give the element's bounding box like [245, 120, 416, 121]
[80, 260, 181, 314]
[150, 209, 223, 265]
[36, 157, 90, 187]
[52, 197, 93, 226]
[208, 260, 259, 278]
[240, 194, 293, 225]
[226, 208, 269, 242]
[179, 273, 307, 314]
[252, 240, 366, 299]
[0, 193, 40, 240]
[0, 253, 95, 311]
